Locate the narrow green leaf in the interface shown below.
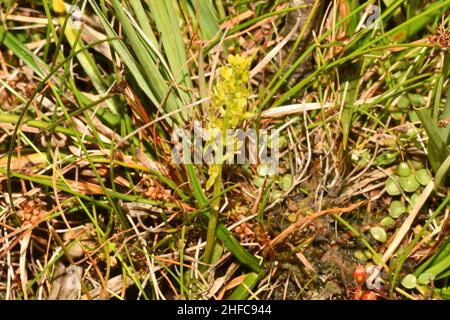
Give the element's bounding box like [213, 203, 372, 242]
[416, 108, 449, 172]
[186, 164, 262, 272]
[227, 272, 261, 300]
[146, 0, 193, 96]
[128, 0, 159, 54]
[0, 30, 46, 78]
[89, 0, 184, 125]
[186, 0, 220, 40]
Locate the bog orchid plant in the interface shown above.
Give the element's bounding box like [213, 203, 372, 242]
[205, 54, 253, 189]
[203, 54, 253, 263]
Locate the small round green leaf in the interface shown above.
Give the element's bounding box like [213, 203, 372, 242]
[408, 110, 420, 122]
[398, 95, 409, 110]
[410, 192, 420, 208]
[391, 112, 403, 120]
[415, 168, 431, 186]
[389, 200, 406, 219]
[401, 274, 417, 289]
[396, 162, 411, 177]
[386, 177, 401, 196]
[407, 93, 425, 107]
[354, 250, 367, 262]
[418, 272, 435, 285]
[398, 174, 420, 193]
[370, 227, 387, 243]
[280, 174, 293, 192]
[410, 160, 424, 170]
[380, 216, 395, 227]
[375, 150, 398, 166]
[253, 176, 264, 187]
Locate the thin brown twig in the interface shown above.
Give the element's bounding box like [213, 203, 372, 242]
[265, 200, 366, 254]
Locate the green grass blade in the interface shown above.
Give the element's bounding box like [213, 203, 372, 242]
[416, 108, 449, 172]
[145, 0, 193, 97]
[437, 53, 450, 143]
[186, 0, 220, 40]
[0, 30, 47, 78]
[128, 0, 159, 55]
[88, 0, 184, 125]
[186, 164, 261, 272]
[227, 272, 261, 300]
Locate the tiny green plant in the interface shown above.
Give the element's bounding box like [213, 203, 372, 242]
[202, 54, 253, 264]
